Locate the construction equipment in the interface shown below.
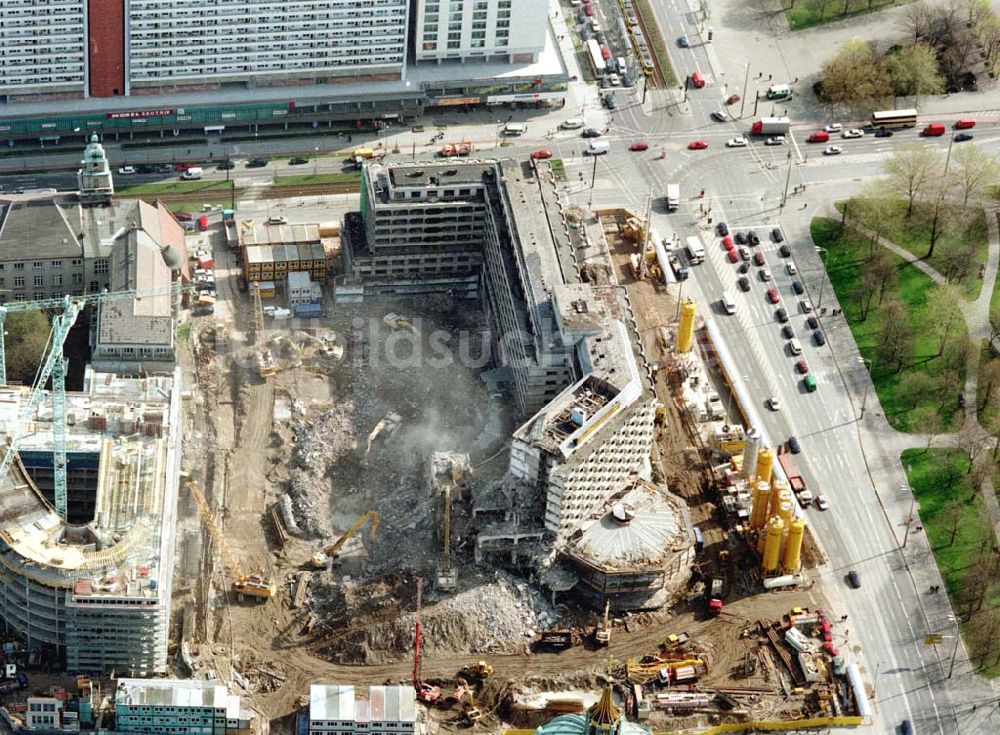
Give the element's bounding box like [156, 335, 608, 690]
[363, 412, 402, 458]
[534, 630, 577, 651]
[383, 312, 418, 334]
[462, 688, 483, 724]
[439, 141, 474, 157]
[459, 661, 493, 682]
[437, 484, 457, 592]
[664, 632, 690, 648]
[594, 599, 611, 646]
[413, 577, 441, 704]
[250, 282, 265, 344]
[186, 481, 276, 601]
[310, 511, 379, 567]
[707, 576, 726, 616]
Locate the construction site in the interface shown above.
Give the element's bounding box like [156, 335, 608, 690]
[159, 156, 870, 735]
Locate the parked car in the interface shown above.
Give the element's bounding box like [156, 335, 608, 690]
[771, 228, 784, 242]
[761, 267, 773, 281]
[782, 324, 795, 339]
[726, 249, 739, 263]
[806, 316, 819, 330]
[792, 281, 805, 294]
[815, 494, 829, 510]
[721, 235, 734, 250]
[157, 164, 175, 174]
[767, 287, 780, 303]
[118, 166, 136, 175]
[775, 307, 788, 323]
[779, 244, 791, 257]
[766, 397, 781, 411]
[604, 94, 617, 110]
[735, 232, 747, 245]
[629, 141, 649, 151]
[688, 140, 709, 150]
[137, 165, 155, 174]
[192, 306, 215, 317]
[789, 436, 802, 453]
[747, 230, 760, 245]
[786, 263, 797, 275]
[677, 35, 690, 47]
[582, 128, 602, 138]
[738, 246, 751, 261]
[847, 570, 861, 588]
[796, 360, 809, 374]
[290, 156, 309, 165]
[753, 251, 766, 266]
[531, 149, 553, 159]
[267, 216, 288, 225]
[738, 275, 750, 291]
[716, 222, 729, 236]
[814, 330, 826, 345]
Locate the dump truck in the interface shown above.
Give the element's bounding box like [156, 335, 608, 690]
[669, 255, 689, 280]
[751, 117, 791, 136]
[534, 629, 577, 651]
[777, 451, 806, 494]
[665, 632, 690, 648]
[707, 577, 726, 616]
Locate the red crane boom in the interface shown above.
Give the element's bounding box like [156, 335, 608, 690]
[413, 577, 440, 703]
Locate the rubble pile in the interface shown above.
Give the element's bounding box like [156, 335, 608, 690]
[282, 404, 359, 536]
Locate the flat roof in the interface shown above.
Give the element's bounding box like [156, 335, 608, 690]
[117, 678, 228, 710]
[310, 685, 355, 722]
[0, 197, 80, 260]
[369, 686, 416, 723]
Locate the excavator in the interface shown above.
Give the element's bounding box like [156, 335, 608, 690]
[413, 577, 441, 704]
[310, 511, 379, 568]
[437, 485, 457, 592]
[186, 481, 276, 601]
[594, 599, 611, 647]
[458, 661, 493, 682]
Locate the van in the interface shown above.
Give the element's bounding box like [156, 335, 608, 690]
[922, 123, 946, 136]
[502, 123, 527, 136]
[691, 71, 705, 88]
[808, 131, 830, 143]
[767, 84, 792, 100]
[561, 118, 585, 130]
[590, 18, 601, 32]
[181, 167, 203, 180]
[721, 292, 736, 315]
[617, 56, 628, 75]
[954, 119, 976, 129]
[789, 338, 802, 355]
[586, 141, 610, 155]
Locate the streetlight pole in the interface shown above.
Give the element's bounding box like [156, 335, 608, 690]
[902, 470, 916, 548]
[948, 633, 961, 678]
[815, 246, 829, 309]
[739, 62, 750, 118]
[859, 356, 874, 418]
[588, 154, 599, 209]
[780, 150, 793, 208]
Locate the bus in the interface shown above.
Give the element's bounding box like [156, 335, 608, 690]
[870, 108, 918, 129]
[587, 38, 607, 76]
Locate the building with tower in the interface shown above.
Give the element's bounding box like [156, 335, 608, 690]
[77, 134, 114, 207]
[533, 685, 649, 735]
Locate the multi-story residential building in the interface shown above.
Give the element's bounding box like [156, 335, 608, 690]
[414, 0, 547, 63]
[0, 0, 87, 101]
[114, 678, 251, 735]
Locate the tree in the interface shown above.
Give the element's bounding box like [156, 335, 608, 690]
[962, 0, 991, 27]
[939, 498, 966, 545]
[913, 406, 944, 448]
[885, 43, 945, 100]
[899, 1, 932, 44]
[846, 187, 897, 256]
[978, 358, 1000, 413]
[950, 144, 1000, 208]
[885, 144, 941, 217]
[983, 410, 1000, 458]
[819, 40, 893, 112]
[867, 251, 899, 305]
[937, 238, 978, 284]
[970, 455, 992, 497]
[924, 284, 965, 356]
[899, 371, 938, 408]
[875, 297, 915, 372]
[970, 608, 1000, 669]
[957, 421, 986, 469]
[4, 311, 50, 386]
[962, 544, 999, 618]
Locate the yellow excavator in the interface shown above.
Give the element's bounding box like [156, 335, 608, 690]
[186, 481, 276, 601]
[311, 511, 379, 568]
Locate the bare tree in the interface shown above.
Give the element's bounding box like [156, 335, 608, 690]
[847, 187, 897, 256]
[940, 498, 966, 545]
[984, 410, 1000, 458]
[977, 358, 1000, 413]
[971, 608, 1000, 669]
[957, 421, 986, 470]
[970, 455, 992, 498]
[875, 297, 915, 372]
[867, 251, 899, 306]
[885, 145, 941, 217]
[962, 545, 999, 619]
[925, 284, 966, 356]
[913, 406, 944, 448]
[950, 144, 1000, 208]
[899, 1, 932, 44]
[963, 0, 991, 27]
[900, 372, 938, 408]
[937, 239, 978, 284]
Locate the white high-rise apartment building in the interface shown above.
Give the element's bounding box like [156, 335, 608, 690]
[0, 0, 86, 96]
[126, 0, 410, 91]
[414, 0, 548, 64]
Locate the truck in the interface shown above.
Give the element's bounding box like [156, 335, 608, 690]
[707, 576, 726, 615]
[666, 184, 680, 211]
[751, 117, 791, 136]
[685, 235, 705, 265]
[777, 451, 806, 494]
[669, 255, 689, 280]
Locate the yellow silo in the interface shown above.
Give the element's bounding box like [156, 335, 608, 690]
[755, 447, 773, 486]
[762, 516, 785, 573]
[750, 481, 771, 530]
[778, 500, 794, 527]
[769, 478, 788, 517]
[783, 519, 806, 573]
[677, 300, 697, 353]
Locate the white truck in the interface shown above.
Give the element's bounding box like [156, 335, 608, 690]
[666, 184, 680, 211]
[685, 235, 705, 265]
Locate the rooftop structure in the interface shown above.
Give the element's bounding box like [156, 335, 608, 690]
[413, 0, 548, 64]
[239, 221, 329, 285]
[114, 678, 251, 735]
[0, 368, 182, 673]
[308, 685, 416, 735]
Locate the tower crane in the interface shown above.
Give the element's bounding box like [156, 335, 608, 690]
[310, 510, 379, 567]
[0, 286, 188, 520]
[413, 577, 440, 704]
[186, 480, 276, 601]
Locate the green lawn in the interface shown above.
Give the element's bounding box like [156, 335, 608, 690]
[840, 199, 989, 300]
[273, 171, 361, 186]
[902, 449, 1000, 675]
[785, 0, 910, 31]
[116, 180, 233, 195]
[550, 159, 567, 181]
[990, 212, 1000, 337]
[813, 217, 966, 432]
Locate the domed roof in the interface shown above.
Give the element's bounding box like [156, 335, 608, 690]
[160, 244, 184, 271]
[587, 686, 620, 727]
[535, 713, 586, 735]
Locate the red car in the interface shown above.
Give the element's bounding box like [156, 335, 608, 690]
[796, 360, 809, 374]
[629, 141, 649, 151]
[601, 46, 611, 60]
[767, 287, 780, 304]
[531, 149, 553, 160]
[174, 163, 191, 171]
[688, 140, 709, 150]
[722, 235, 734, 250]
[584, 4, 594, 15]
[955, 119, 976, 129]
[727, 249, 739, 263]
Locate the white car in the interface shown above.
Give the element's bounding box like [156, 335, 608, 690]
[266, 216, 288, 225]
[761, 267, 772, 281]
[842, 128, 864, 139]
[765, 136, 787, 146]
[118, 165, 136, 175]
[824, 123, 843, 133]
[726, 137, 748, 148]
[786, 263, 797, 275]
[800, 299, 813, 313]
[823, 145, 843, 155]
[815, 494, 829, 510]
[766, 397, 781, 411]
